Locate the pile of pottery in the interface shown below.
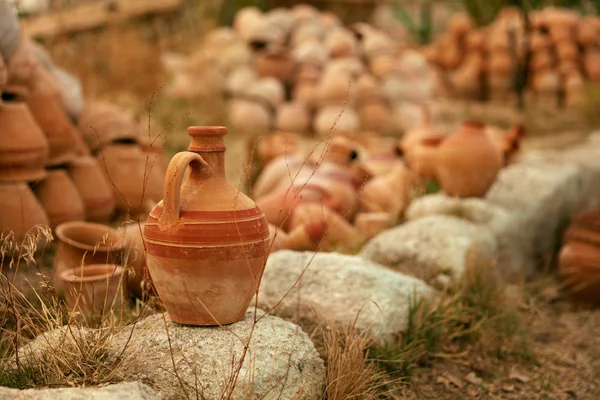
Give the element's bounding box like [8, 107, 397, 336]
[558, 206, 600, 305]
[0, 35, 167, 247]
[423, 6, 600, 108]
[252, 118, 524, 254]
[164, 3, 441, 136]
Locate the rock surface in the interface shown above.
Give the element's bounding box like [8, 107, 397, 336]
[109, 309, 325, 400]
[257, 251, 434, 343]
[0, 382, 159, 400]
[359, 215, 497, 281]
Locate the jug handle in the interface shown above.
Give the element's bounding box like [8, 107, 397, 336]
[158, 151, 209, 230]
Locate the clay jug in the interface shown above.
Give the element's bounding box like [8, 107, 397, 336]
[52, 221, 126, 294]
[95, 143, 163, 215]
[60, 264, 125, 326]
[416, 121, 504, 198]
[33, 169, 85, 229]
[24, 91, 77, 166]
[143, 126, 271, 326]
[0, 101, 49, 182]
[0, 182, 49, 245]
[67, 156, 116, 222]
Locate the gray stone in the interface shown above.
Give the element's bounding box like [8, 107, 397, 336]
[110, 309, 325, 400]
[257, 251, 433, 344]
[0, 382, 159, 400]
[359, 215, 497, 281]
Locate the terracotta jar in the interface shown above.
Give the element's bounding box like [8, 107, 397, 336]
[143, 126, 271, 326]
[24, 91, 77, 166]
[138, 136, 169, 178]
[67, 156, 116, 222]
[250, 131, 301, 169]
[282, 221, 326, 251]
[410, 121, 504, 198]
[95, 143, 163, 215]
[314, 106, 360, 137]
[77, 102, 140, 152]
[275, 102, 311, 133]
[0, 101, 49, 182]
[254, 48, 294, 82]
[33, 169, 85, 229]
[252, 152, 310, 199]
[0, 182, 49, 245]
[118, 222, 152, 299]
[52, 221, 126, 294]
[228, 98, 272, 135]
[354, 212, 394, 241]
[558, 241, 600, 304]
[60, 264, 125, 326]
[359, 164, 414, 219]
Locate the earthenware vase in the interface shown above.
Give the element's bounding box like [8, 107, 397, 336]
[0, 101, 49, 182]
[52, 221, 125, 294]
[0, 182, 49, 245]
[33, 169, 85, 229]
[143, 126, 271, 326]
[60, 264, 125, 326]
[67, 156, 116, 222]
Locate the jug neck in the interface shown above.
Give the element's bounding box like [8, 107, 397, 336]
[187, 126, 227, 178]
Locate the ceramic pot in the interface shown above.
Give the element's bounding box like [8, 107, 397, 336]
[555, 40, 579, 63]
[250, 131, 301, 169]
[95, 143, 163, 215]
[143, 126, 271, 326]
[254, 49, 294, 82]
[275, 102, 310, 133]
[0, 101, 49, 182]
[33, 169, 85, 229]
[228, 98, 272, 135]
[118, 222, 152, 299]
[24, 91, 77, 166]
[267, 223, 288, 253]
[412, 121, 504, 198]
[251, 152, 309, 199]
[282, 221, 326, 251]
[138, 136, 169, 178]
[357, 98, 391, 133]
[314, 106, 360, 137]
[359, 164, 414, 219]
[52, 221, 125, 294]
[77, 102, 140, 152]
[67, 156, 116, 222]
[0, 182, 49, 245]
[558, 241, 600, 304]
[354, 212, 394, 241]
[60, 264, 125, 326]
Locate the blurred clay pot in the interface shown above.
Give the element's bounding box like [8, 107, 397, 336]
[555, 40, 579, 63]
[250, 131, 301, 168]
[354, 212, 394, 241]
[267, 223, 288, 253]
[78, 102, 140, 152]
[254, 49, 294, 82]
[584, 48, 600, 81]
[314, 106, 359, 137]
[228, 98, 272, 135]
[275, 102, 310, 133]
[357, 99, 391, 133]
[68, 156, 116, 222]
[0, 182, 49, 245]
[95, 144, 163, 215]
[577, 17, 599, 47]
[282, 221, 326, 251]
[118, 222, 152, 299]
[0, 101, 49, 182]
[52, 221, 125, 294]
[326, 28, 357, 58]
[359, 164, 414, 219]
[138, 136, 169, 178]
[251, 152, 308, 198]
[559, 240, 600, 304]
[33, 169, 85, 229]
[61, 264, 125, 326]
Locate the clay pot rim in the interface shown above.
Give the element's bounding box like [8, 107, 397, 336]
[187, 126, 228, 137]
[55, 221, 125, 252]
[462, 120, 486, 129]
[60, 264, 124, 283]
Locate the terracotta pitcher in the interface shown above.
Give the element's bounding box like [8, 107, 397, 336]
[0, 182, 49, 245]
[409, 121, 504, 198]
[143, 126, 271, 326]
[0, 101, 49, 182]
[60, 264, 125, 326]
[52, 221, 126, 294]
[33, 169, 86, 229]
[67, 156, 116, 222]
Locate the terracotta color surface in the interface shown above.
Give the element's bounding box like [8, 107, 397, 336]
[33, 169, 85, 229]
[0, 101, 49, 182]
[52, 221, 125, 294]
[143, 126, 270, 326]
[67, 156, 116, 222]
[0, 182, 49, 244]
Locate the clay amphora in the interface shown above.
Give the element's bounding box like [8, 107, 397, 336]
[52, 221, 126, 294]
[0, 182, 49, 245]
[412, 121, 504, 198]
[33, 169, 85, 229]
[24, 91, 77, 166]
[143, 126, 271, 326]
[0, 101, 49, 182]
[67, 156, 116, 222]
[60, 264, 125, 326]
[95, 143, 163, 215]
[558, 241, 600, 304]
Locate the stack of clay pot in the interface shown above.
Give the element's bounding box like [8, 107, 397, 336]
[163, 3, 440, 137]
[558, 206, 600, 304]
[424, 6, 600, 109]
[0, 34, 168, 248]
[251, 132, 417, 253]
